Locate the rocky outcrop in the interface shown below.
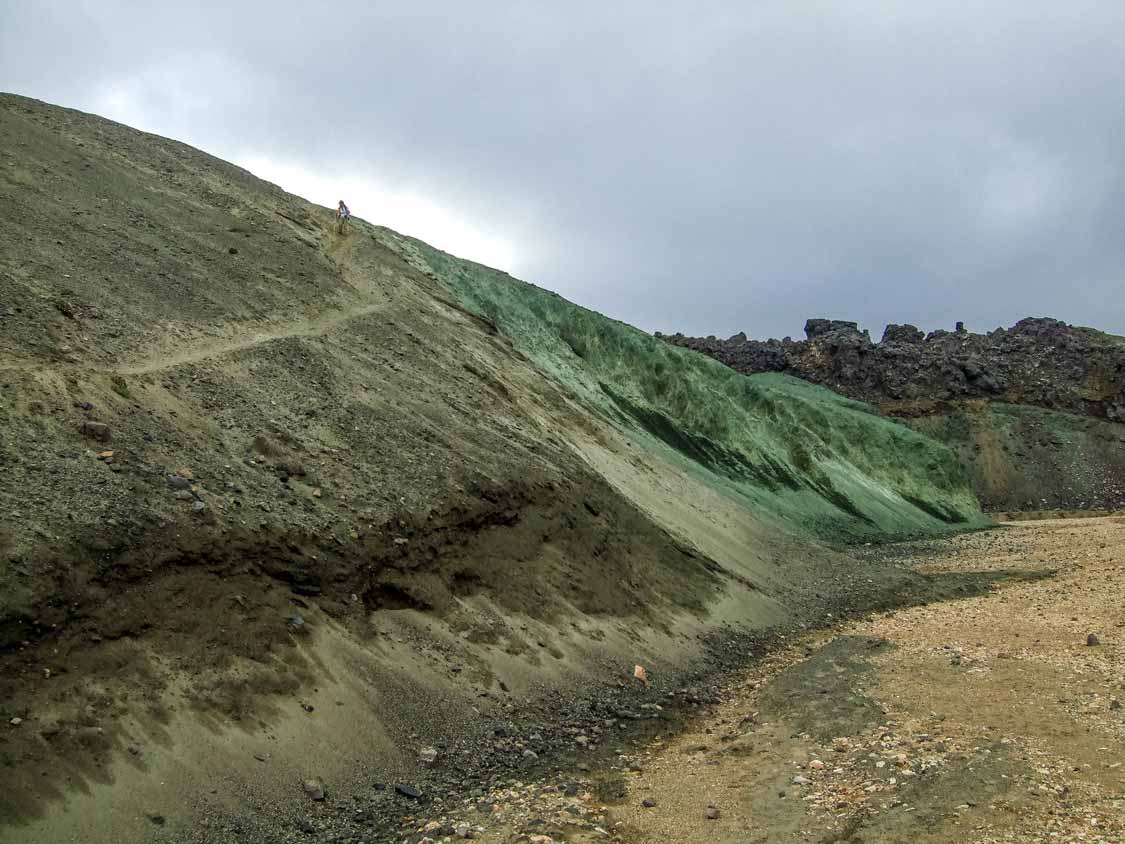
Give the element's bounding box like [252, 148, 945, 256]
[660, 318, 1125, 422]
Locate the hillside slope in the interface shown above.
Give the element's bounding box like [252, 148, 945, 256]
[909, 402, 1125, 511]
[388, 238, 979, 540]
[0, 94, 983, 843]
[664, 320, 1125, 510]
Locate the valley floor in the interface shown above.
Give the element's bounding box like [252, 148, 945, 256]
[403, 517, 1125, 844]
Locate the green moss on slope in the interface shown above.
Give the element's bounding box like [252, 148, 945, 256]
[381, 233, 984, 543]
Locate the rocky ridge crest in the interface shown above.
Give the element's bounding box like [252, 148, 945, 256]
[661, 317, 1125, 421]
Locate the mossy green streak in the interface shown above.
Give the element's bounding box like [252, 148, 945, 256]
[376, 230, 985, 543]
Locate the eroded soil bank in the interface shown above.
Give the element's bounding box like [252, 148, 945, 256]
[401, 517, 1124, 844]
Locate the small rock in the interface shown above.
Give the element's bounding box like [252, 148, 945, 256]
[419, 746, 438, 764]
[302, 779, 326, 801]
[641, 797, 657, 808]
[295, 817, 315, 834]
[1110, 699, 1121, 711]
[809, 759, 825, 770]
[1086, 633, 1100, 646]
[793, 775, 811, 785]
[148, 814, 165, 826]
[705, 806, 720, 819]
[80, 421, 112, 442]
[395, 783, 423, 799]
[9, 717, 22, 727]
[166, 474, 192, 490]
[454, 823, 473, 838]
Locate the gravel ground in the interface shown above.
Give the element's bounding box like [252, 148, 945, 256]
[400, 516, 1124, 843]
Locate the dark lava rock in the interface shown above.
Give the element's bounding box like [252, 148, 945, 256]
[805, 318, 861, 340]
[661, 317, 1125, 422]
[882, 323, 925, 344]
[395, 783, 423, 800]
[166, 474, 192, 490]
[1087, 633, 1101, 646]
[80, 421, 112, 442]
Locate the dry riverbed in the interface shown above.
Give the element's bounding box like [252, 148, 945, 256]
[401, 517, 1125, 843]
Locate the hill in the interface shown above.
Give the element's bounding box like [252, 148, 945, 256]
[663, 319, 1125, 511]
[0, 94, 984, 843]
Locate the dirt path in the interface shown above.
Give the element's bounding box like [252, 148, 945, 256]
[112, 300, 386, 375]
[0, 296, 389, 378]
[401, 517, 1124, 843]
[0, 227, 391, 378]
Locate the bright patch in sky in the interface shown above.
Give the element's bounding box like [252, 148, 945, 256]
[93, 83, 518, 274]
[237, 157, 519, 273]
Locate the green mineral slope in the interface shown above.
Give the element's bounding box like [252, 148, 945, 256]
[381, 234, 985, 543]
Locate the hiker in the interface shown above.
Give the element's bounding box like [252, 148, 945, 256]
[336, 199, 351, 231]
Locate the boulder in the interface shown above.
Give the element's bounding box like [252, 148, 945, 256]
[881, 323, 924, 345]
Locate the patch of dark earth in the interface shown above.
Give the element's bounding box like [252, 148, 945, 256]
[755, 637, 1026, 844]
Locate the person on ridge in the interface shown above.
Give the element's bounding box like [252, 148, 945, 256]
[336, 199, 351, 231]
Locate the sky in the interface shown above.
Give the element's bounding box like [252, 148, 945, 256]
[3, 1, 1124, 339]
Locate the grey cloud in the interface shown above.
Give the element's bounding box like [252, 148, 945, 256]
[3, 0, 1124, 337]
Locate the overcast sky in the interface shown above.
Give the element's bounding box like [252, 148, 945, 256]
[3, 1, 1124, 338]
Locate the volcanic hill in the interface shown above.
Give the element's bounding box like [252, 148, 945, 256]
[662, 319, 1125, 512]
[0, 94, 987, 843]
